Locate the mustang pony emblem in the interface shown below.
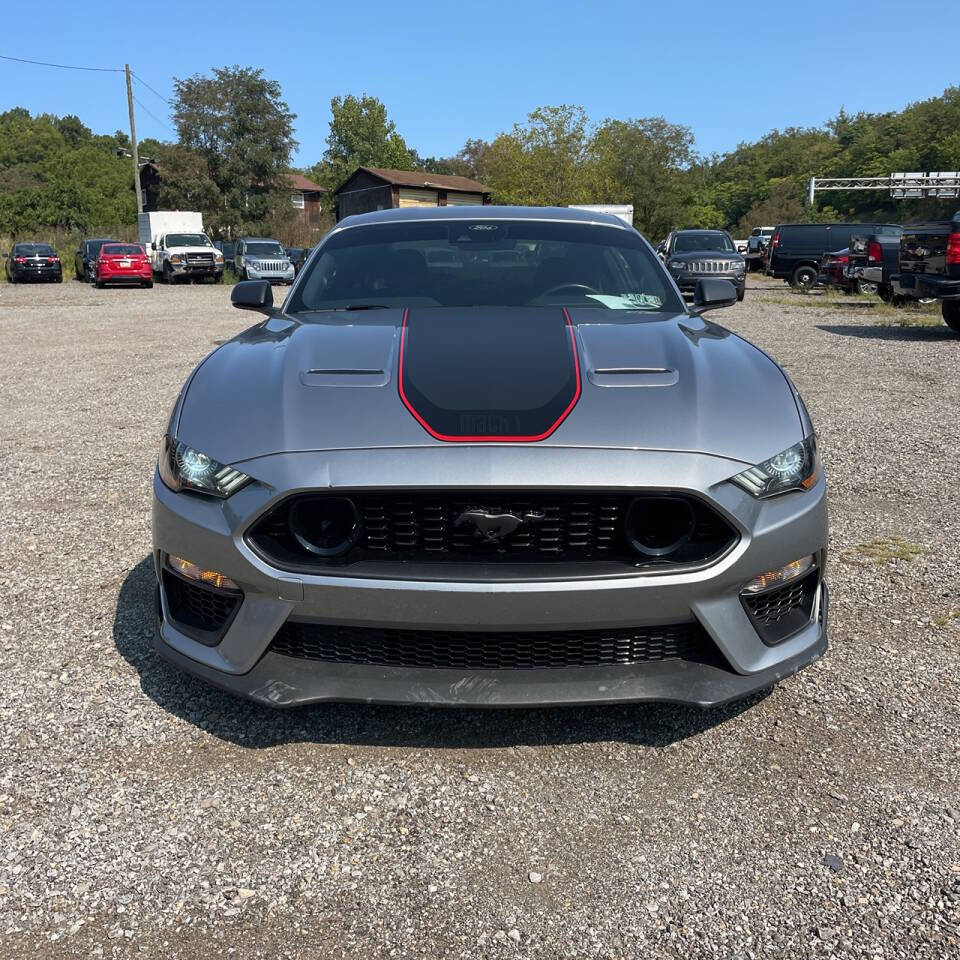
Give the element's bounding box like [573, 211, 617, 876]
[454, 509, 545, 544]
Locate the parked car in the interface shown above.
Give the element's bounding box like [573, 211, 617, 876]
[152, 206, 828, 709]
[766, 222, 900, 288]
[234, 237, 295, 284]
[845, 227, 903, 299]
[662, 229, 746, 301]
[215, 241, 237, 265]
[890, 211, 960, 332]
[94, 242, 153, 289]
[74, 237, 116, 281]
[139, 212, 223, 284]
[4, 242, 62, 283]
[817, 249, 859, 294]
[744, 226, 775, 271]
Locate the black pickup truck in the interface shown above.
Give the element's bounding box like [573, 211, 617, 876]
[845, 228, 903, 300]
[890, 212, 960, 332]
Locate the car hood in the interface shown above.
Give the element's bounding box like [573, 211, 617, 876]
[166, 245, 218, 255]
[176, 307, 802, 468]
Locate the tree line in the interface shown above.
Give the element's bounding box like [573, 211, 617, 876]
[1, 67, 958, 243]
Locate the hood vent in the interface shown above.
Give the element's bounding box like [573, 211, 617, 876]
[588, 367, 678, 388]
[300, 368, 389, 387]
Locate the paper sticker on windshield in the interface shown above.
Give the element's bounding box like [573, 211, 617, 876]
[585, 293, 663, 310]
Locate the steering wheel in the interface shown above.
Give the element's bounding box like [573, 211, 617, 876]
[540, 282, 600, 298]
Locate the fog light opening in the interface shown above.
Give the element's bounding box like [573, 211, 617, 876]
[288, 496, 360, 558]
[625, 496, 697, 558]
[166, 554, 239, 591]
[741, 555, 815, 595]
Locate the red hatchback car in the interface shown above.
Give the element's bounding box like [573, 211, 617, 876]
[95, 243, 153, 288]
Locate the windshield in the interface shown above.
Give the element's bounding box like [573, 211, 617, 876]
[673, 233, 735, 253]
[102, 243, 144, 256]
[165, 234, 211, 247]
[289, 220, 681, 313]
[245, 241, 286, 257]
[14, 243, 55, 256]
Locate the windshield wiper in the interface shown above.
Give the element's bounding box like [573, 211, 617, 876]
[342, 303, 391, 311]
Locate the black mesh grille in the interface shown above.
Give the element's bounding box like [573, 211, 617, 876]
[269, 620, 722, 671]
[162, 570, 240, 644]
[246, 491, 737, 569]
[742, 569, 819, 645]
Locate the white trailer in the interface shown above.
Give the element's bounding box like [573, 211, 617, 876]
[568, 204, 634, 227]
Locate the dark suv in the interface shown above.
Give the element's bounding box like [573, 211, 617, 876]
[767, 222, 900, 288]
[74, 237, 117, 282]
[663, 229, 746, 301]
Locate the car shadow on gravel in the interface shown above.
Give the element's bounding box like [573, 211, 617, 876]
[115, 556, 769, 750]
[816, 322, 957, 341]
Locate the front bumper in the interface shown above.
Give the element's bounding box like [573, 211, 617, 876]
[151, 447, 829, 708]
[671, 272, 745, 296]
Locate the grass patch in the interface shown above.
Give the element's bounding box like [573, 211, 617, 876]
[845, 536, 929, 565]
[933, 609, 960, 628]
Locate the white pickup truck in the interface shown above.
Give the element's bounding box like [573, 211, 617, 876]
[138, 211, 224, 284]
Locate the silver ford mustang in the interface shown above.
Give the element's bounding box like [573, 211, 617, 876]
[152, 206, 827, 708]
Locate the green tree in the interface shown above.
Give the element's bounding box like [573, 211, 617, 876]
[169, 65, 297, 235]
[310, 94, 413, 193]
[589, 116, 697, 238]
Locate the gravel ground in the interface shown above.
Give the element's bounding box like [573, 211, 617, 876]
[1, 276, 958, 959]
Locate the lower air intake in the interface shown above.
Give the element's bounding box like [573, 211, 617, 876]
[269, 620, 723, 671]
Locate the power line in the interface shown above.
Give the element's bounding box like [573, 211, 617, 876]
[132, 94, 175, 135]
[131, 71, 170, 105]
[0, 52, 122, 73]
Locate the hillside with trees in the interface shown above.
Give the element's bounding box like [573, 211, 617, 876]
[1, 79, 958, 244]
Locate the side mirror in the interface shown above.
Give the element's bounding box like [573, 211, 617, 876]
[151, 242, 157, 251]
[692, 278, 737, 314]
[231, 280, 278, 316]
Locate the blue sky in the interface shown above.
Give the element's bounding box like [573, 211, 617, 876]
[4, 0, 959, 168]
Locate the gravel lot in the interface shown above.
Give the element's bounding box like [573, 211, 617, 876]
[1, 277, 958, 959]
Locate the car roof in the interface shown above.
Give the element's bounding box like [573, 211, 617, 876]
[239, 236, 282, 242]
[776, 222, 899, 228]
[335, 205, 631, 230]
[674, 228, 728, 234]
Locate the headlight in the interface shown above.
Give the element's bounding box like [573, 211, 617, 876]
[158, 435, 251, 498]
[731, 436, 819, 498]
[169, 254, 183, 264]
[668, 259, 685, 271]
[214, 252, 224, 262]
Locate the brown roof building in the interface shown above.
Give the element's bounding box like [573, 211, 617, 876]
[334, 166, 491, 220]
[288, 173, 326, 228]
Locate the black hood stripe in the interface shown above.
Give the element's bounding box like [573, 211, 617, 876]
[398, 307, 581, 442]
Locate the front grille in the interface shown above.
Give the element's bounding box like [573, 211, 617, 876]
[742, 569, 819, 645]
[162, 570, 241, 645]
[690, 260, 735, 273]
[270, 620, 722, 670]
[246, 491, 738, 570]
[186, 253, 214, 267]
[258, 259, 287, 272]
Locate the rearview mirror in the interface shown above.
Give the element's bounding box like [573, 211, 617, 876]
[691, 278, 737, 314]
[231, 280, 278, 316]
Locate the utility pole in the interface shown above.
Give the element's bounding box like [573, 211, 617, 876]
[125, 63, 142, 216]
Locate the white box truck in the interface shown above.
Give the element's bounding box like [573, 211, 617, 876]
[137, 211, 224, 283]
